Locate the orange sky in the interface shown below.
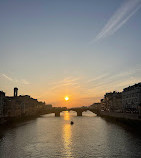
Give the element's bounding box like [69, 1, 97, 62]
[1, 73, 140, 108]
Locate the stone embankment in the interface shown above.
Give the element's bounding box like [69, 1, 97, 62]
[100, 111, 141, 126]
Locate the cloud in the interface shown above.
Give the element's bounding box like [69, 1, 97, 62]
[21, 79, 30, 85]
[95, 0, 141, 41]
[87, 73, 110, 83]
[2, 74, 13, 81]
[85, 65, 141, 93]
[51, 77, 80, 85]
[50, 77, 80, 90]
[80, 96, 101, 101]
[0, 73, 30, 85]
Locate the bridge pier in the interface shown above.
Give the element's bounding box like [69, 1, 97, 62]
[55, 111, 60, 117]
[77, 111, 82, 116]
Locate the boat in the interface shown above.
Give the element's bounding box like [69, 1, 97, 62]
[70, 121, 74, 125]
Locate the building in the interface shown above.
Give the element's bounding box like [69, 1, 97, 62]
[5, 95, 40, 117]
[89, 103, 101, 110]
[122, 83, 141, 113]
[0, 91, 5, 117]
[4, 88, 52, 118]
[102, 91, 122, 112]
[100, 99, 107, 111]
[46, 104, 52, 108]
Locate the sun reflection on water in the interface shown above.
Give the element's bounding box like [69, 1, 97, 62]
[62, 111, 74, 158]
[63, 111, 70, 121]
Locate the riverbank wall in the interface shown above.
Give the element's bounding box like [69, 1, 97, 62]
[99, 111, 141, 127]
[0, 111, 52, 126]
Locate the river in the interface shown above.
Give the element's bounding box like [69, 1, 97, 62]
[0, 111, 141, 158]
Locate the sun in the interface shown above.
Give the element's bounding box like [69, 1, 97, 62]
[64, 96, 69, 101]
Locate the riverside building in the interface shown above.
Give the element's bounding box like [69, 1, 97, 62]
[0, 91, 5, 117]
[102, 91, 122, 112]
[4, 88, 52, 118]
[122, 83, 141, 113]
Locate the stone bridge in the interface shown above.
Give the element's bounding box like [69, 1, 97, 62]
[68, 107, 100, 116]
[48, 107, 100, 117]
[49, 107, 67, 117]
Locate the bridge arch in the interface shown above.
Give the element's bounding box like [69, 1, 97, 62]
[68, 108, 100, 116]
[46, 107, 100, 117]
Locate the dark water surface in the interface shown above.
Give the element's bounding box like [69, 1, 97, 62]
[0, 111, 141, 158]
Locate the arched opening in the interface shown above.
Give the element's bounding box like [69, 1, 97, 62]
[61, 110, 77, 117]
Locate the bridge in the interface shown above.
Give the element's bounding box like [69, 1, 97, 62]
[47, 106, 100, 117]
[49, 107, 68, 117]
[68, 107, 100, 116]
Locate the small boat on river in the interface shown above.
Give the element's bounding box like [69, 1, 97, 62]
[70, 121, 74, 125]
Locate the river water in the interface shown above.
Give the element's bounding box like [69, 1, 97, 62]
[0, 111, 141, 158]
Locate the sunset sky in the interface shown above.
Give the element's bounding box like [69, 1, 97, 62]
[0, 0, 141, 107]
